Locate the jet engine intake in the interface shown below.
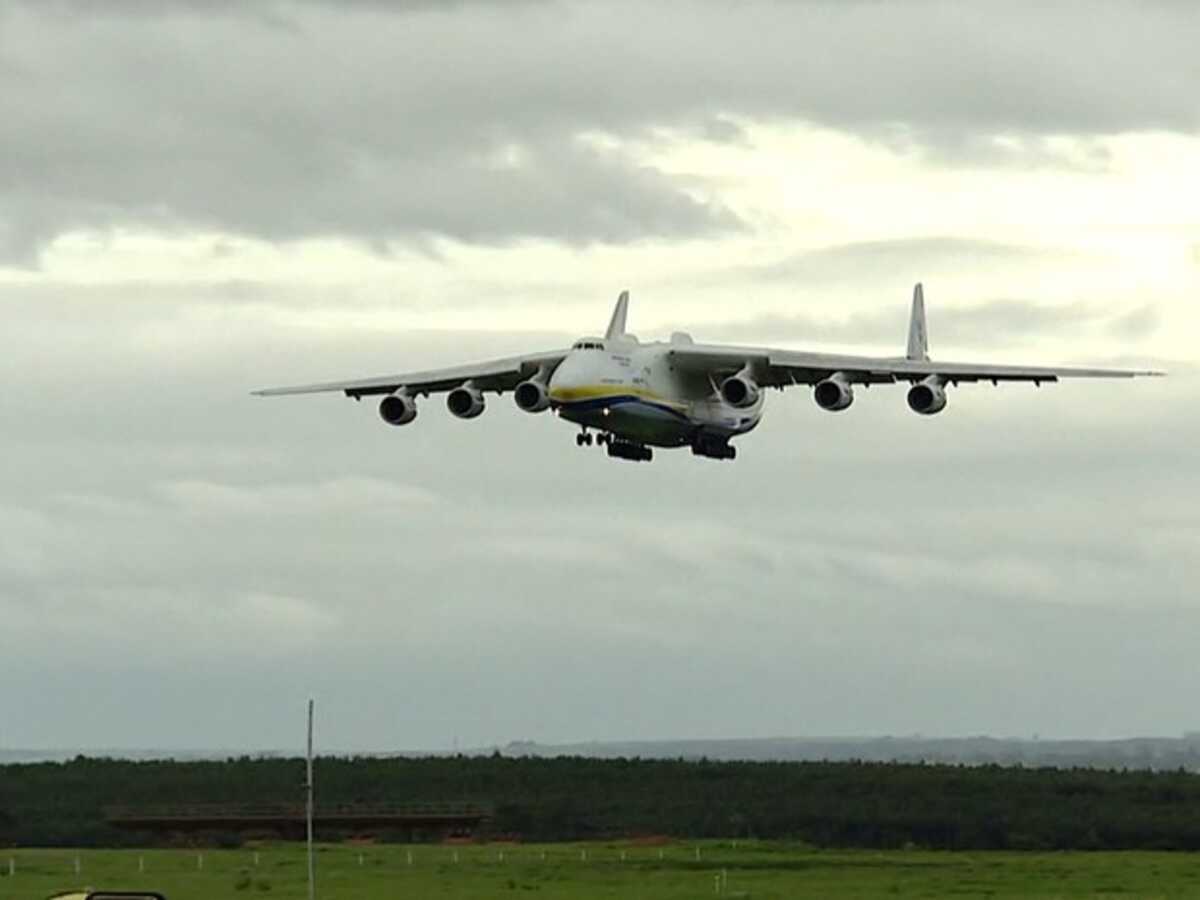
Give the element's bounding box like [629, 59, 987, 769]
[514, 379, 551, 413]
[720, 373, 760, 409]
[907, 376, 948, 415]
[379, 392, 417, 426]
[813, 374, 854, 411]
[446, 384, 485, 419]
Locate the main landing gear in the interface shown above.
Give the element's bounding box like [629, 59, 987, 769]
[576, 429, 651, 461]
[691, 435, 736, 461]
[606, 440, 652, 462]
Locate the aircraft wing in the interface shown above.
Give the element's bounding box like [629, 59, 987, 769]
[252, 348, 569, 398]
[668, 344, 1164, 387]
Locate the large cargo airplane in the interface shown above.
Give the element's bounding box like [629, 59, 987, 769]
[254, 285, 1161, 462]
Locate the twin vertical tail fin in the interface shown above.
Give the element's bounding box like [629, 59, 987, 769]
[606, 285, 926, 356]
[906, 283, 929, 361]
[605, 289, 630, 340]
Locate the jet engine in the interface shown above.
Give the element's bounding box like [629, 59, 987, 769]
[813, 374, 854, 411]
[379, 392, 417, 426]
[907, 376, 948, 415]
[514, 379, 551, 413]
[719, 372, 760, 409]
[446, 384, 485, 419]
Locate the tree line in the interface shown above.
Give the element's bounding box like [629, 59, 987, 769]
[3, 754, 1199, 850]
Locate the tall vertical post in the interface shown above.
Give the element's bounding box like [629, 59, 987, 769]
[306, 698, 315, 900]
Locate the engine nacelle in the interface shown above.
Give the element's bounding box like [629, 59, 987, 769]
[379, 392, 417, 426]
[446, 384, 485, 419]
[514, 379, 551, 413]
[813, 374, 854, 412]
[907, 377, 948, 415]
[720, 373, 760, 409]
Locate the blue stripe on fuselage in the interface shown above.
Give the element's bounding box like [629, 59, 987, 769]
[553, 394, 691, 422]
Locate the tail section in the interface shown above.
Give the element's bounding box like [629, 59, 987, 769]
[605, 289, 630, 340]
[906, 283, 929, 361]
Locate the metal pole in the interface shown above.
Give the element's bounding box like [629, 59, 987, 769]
[306, 698, 315, 900]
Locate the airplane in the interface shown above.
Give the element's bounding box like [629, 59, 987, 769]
[253, 285, 1162, 462]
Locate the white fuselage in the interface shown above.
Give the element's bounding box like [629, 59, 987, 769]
[547, 336, 763, 447]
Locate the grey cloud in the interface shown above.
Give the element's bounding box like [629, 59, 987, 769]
[745, 238, 1057, 286]
[874, 128, 1118, 172]
[157, 476, 439, 518]
[705, 297, 1159, 349]
[3, 1, 1199, 259]
[1105, 305, 1160, 340]
[9, 0, 545, 14]
[682, 237, 1136, 349]
[1, 288, 1195, 748]
[0, 5, 739, 262]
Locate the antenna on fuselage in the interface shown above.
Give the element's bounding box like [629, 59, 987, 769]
[605, 290, 630, 340]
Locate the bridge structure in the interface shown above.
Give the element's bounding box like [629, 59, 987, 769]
[105, 801, 492, 842]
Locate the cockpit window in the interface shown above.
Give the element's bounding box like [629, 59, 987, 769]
[573, 341, 604, 350]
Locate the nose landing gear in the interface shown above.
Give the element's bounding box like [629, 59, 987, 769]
[576, 429, 614, 448]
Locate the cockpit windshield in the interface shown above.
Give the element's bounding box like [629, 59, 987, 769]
[572, 340, 605, 351]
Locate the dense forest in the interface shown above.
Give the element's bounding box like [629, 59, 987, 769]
[3, 754, 1200, 850]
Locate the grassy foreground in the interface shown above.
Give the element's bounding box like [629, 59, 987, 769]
[3, 841, 1199, 899]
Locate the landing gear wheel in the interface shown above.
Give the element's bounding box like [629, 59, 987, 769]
[606, 440, 653, 462]
[690, 435, 737, 460]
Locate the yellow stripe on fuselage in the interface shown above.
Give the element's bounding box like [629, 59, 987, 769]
[549, 384, 687, 410]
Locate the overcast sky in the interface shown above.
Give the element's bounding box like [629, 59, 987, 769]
[1, 0, 1197, 753]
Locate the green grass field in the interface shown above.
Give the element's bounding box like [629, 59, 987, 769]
[4, 842, 1199, 900]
